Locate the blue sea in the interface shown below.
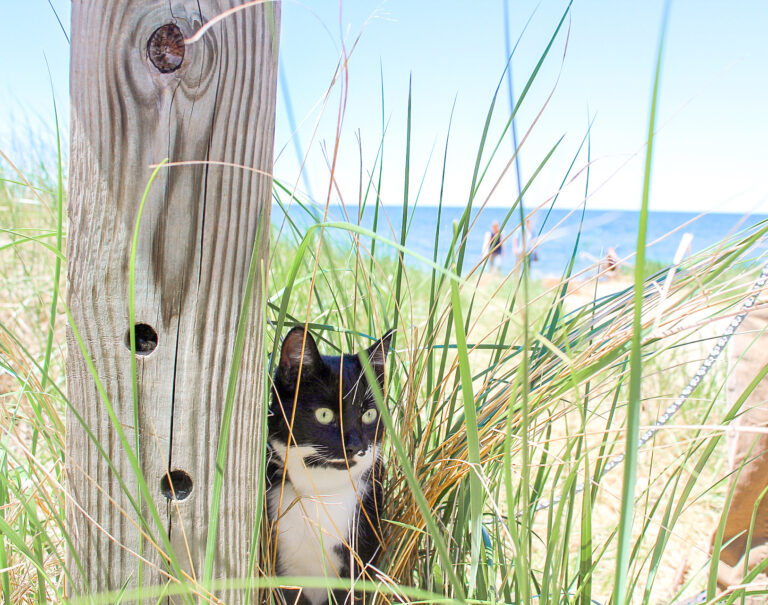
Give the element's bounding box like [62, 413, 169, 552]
[274, 205, 768, 278]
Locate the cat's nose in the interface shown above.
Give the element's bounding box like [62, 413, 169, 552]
[344, 442, 362, 456]
[344, 433, 363, 457]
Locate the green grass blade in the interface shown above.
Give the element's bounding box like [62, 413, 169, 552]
[203, 210, 267, 585]
[63, 300, 190, 598]
[449, 277, 486, 599]
[127, 157, 168, 601]
[612, 7, 669, 603]
[40, 68, 64, 398]
[0, 456, 12, 605]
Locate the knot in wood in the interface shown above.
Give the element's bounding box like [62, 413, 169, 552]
[148, 24, 185, 73]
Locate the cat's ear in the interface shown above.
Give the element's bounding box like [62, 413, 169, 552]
[279, 327, 322, 376]
[363, 329, 394, 383]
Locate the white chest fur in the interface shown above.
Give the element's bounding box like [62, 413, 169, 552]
[268, 441, 375, 605]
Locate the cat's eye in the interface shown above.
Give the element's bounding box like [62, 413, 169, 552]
[361, 408, 378, 425]
[315, 408, 335, 425]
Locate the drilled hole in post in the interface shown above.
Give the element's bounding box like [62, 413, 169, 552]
[147, 23, 185, 73]
[160, 470, 193, 501]
[125, 324, 158, 355]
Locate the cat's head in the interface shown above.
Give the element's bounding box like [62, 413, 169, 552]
[269, 326, 393, 468]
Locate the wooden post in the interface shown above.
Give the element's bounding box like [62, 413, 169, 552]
[66, 1, 279, 599]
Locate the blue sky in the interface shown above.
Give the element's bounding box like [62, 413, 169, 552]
[2, 1, 767, 213]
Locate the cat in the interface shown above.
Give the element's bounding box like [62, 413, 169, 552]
[266, 326, 393, 605]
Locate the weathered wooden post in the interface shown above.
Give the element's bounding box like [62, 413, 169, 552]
[66, 1, 279, 599]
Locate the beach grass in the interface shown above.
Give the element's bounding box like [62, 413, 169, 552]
[3, 124, 768, 605]
[2, 4, 768, 604]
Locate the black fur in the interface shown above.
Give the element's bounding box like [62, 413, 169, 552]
[266, 327, 392, 605]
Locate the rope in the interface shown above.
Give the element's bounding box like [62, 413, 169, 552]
[531, 261, 768, 514]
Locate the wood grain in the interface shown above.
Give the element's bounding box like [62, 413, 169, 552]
[66, 1, 279, 599]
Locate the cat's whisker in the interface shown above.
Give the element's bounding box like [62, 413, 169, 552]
[344, 369, 368, 400]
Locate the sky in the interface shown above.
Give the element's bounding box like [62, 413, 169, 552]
[1, 1, 767, 214]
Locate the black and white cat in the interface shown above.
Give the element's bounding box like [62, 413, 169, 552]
[266, 327, 393, 605]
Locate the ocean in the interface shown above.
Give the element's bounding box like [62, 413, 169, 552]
[274, 205, 768, 279]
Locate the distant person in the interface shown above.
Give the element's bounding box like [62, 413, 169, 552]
[483, 221, 504, 273]
[601, 247, 620, 277]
